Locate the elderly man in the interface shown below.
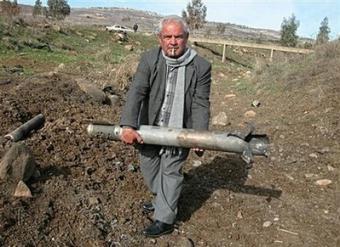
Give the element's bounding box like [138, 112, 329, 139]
[120, 16, 211, 237]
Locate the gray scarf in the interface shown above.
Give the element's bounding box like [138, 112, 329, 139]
[160, 48, 197, 156]
[161, 48, 197, 128]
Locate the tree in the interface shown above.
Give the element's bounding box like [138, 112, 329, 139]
[47, 0, 71, 20]
[182, 0, 207, 30]
[280, 14, 299, 47]
[0, 0, 21, 20]
[316, 17, 330, 45]
[216, 23, 226, 34]
[33, 0, 43, 17]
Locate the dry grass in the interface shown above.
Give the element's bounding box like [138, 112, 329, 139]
[110, 54, 139, 92]
[252, 40, 340, 93]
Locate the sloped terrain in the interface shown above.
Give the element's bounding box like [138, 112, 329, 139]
[0, 20, 339, 246]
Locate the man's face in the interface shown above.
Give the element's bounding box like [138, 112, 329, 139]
[158, 21, 188, 58]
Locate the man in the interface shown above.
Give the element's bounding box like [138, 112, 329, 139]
[120, 16, 211, 237]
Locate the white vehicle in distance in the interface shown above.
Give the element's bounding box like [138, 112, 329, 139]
[105, 25, 133, 33]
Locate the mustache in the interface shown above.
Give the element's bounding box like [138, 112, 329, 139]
[168, 47, 179, 56]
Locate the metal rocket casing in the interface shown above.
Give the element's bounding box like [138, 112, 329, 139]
[87, 124, 269, 164]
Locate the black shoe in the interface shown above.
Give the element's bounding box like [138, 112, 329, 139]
[142, 202, 154, 213]
[142, 220, 174, 237]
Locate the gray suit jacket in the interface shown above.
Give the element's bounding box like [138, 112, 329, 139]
[120, 47, 211, 130]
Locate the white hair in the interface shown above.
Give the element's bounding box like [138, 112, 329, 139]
[156, 16, 190, 36]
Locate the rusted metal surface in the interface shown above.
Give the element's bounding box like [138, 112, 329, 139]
[5, 114, 45, 142]
[87, 124, 269, 163]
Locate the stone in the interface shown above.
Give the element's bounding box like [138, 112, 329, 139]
[52, 24, 61, 32]
[212, 112, 228, 126]
[251, 100, 261, 107]
[108, 94, 120, 106]
[0, 143, 36, 183]
[309, 153, 318, 158]
[224, 93, 236, 99]
[244, 110, 256, 118]
[327, 165, 335, 171]
[127, 164, 136, 172]
[263, 221, 272, 227]
[176, 237, 194, 247]
[13, 180, 32, 198]
[76, 79, 110, 104]
[315, 179, 332, 186]
[319, 147, 330, 154]
[124, 45, 133, 51]
[192, 160, 202, 167]
[89, 197, 100, 206]
[0, 79, 11, 85]
[55, 63, 65, 73]
[305, 173, 316, 178]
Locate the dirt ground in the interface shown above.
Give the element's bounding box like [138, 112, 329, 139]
[0, 44, 339, 247]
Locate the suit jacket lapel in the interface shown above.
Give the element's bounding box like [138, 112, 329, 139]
[157, 56, 166, 99]
[185, 62, 195, 93]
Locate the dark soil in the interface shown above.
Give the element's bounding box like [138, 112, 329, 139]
[0, 47, 339, 247]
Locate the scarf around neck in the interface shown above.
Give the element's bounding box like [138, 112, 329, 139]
[161, 48, 197, 128]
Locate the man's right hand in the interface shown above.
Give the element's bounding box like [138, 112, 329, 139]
[120, 127, 143, 145]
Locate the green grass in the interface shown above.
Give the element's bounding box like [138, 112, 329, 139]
[0, 23, 158, 74]
[232, 79, 256, 95]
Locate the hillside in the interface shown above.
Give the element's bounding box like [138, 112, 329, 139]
[18, 4, 283, 42]
[1, 14, 339, 247]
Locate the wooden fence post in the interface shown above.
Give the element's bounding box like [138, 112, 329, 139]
[222, 44, 226, 63]
[270, 49, 274, 62]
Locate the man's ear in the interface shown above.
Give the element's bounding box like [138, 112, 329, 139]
[157, 33, 162, 43]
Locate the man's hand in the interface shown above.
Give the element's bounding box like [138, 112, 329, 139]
[192, 147, 204, 157]
[120, 127, 143, 145]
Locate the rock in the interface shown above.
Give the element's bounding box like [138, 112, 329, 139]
[176, 237, 194, 247]
[116, 32, 127, 42]
[212, 112, 228, 126]
[108, 94, 120, 106]
[76, 79, 110, 104]
[149, 239, 157, 245]
[263, 221, 272, 227]
[0, 79, 11, 85]
[13, 180, 32, 198]
[305, 173, 316, 178]
[224, 93, 236, 99]
[55, 63, 65, 73]
[52, 24, 61, 32]
[327, 165, 335, 171]
[309, 153, 318, 158]
[102, 84, 116, 94]
[88, 35, 96, 41]
[75, 31, 83, 36]
[237, 211, 243, 219]
[251, 100, 261, 107]
[9, 65, 24, 74]
[88, 197, 100, 206]
[244, 110, 256, 118]
[0, 143, 36, 183]
[315, 179, 332, 186]
[318, 147, 330, 154]
[192, 160, 202, 167]
[127, 164, 136, 172]
[124, 45, 133, 51]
